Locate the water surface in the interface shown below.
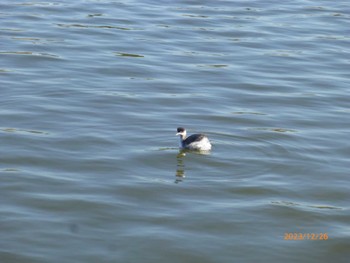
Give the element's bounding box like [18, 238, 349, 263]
[1, 0, 349, 262]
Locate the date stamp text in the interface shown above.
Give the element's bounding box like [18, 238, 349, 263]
[284, 233, 328, 240]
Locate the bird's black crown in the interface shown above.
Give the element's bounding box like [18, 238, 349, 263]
[177, 127, 185, 132]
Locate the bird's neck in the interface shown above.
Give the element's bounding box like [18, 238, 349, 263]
[178, 135, 186, 147]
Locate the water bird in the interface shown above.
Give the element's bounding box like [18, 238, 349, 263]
[176, 127, 212, 151]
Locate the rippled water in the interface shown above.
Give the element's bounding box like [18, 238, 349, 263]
[1, 0, 349, 262]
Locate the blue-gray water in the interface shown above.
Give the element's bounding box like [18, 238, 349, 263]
[1, 0, 349, 262]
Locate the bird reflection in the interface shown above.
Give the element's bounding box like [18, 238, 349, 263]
[175, 149, 211, 183]
[175, 150, 186, 183]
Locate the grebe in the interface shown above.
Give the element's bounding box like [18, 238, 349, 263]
[176, 127, 212, 151]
